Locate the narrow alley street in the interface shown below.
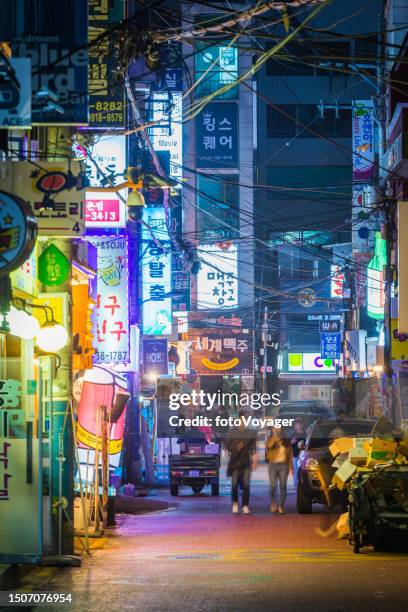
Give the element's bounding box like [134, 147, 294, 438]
[14, 462, 408, 612]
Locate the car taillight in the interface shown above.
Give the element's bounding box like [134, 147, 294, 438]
[171, 471, 183, 477]
[204, 470, 216, 475]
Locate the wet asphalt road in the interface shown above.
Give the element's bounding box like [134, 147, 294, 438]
[12, 461, 408, 612]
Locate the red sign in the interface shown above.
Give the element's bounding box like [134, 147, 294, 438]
[85, 197, 121, 223]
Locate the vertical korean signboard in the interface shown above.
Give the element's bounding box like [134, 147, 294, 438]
[142, 208, 172, 335]
[197, 243, 238, 309]
[89, 237, 130, 366]
[1, 0, 88, 124]
[196, 102, 238, 169]
[150, 92, 183, 187]
[89, 0, 125, 127]
[352, 100, 375, 182]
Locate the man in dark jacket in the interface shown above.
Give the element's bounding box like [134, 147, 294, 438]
[226, 411, 258, 514]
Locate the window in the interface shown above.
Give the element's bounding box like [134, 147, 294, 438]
[266, 166, 351, 201]
[266, 105, 351, 139]
[197, 175, 239, 240]
[195, 41, 238, 99]
[265, 41, 351, 77]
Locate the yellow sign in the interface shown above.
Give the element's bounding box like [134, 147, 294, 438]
[76, 421, 122, 455]
[391, 318, 408, 360]
[33, 293, 69, 327]
[201, 357, 240, 371]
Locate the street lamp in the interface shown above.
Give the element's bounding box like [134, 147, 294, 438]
[11, 298, 69, 352]
[36, 321, 69, 352]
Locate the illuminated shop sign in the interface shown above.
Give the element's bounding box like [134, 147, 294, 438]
[196, 102, 238, 169]
[352, 100, 375, 182]
[0, 161, 85, 237]
[85, 192, 126, 228]
[197, 242, 238, 309]
[89, 236, 130, 366]
[88, 0, 125, 127]
[366, 231, 386, 320]
[86, 135, 126, 187]
[150, 92, 183, 187]
[142, 208, 172, 335]
[287, 353, 338, 373]
[188, 315, 254, 376]
[330, 264, 345, 298]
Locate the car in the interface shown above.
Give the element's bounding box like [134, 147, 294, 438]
[296, 418, 377, 514]
[278, 401, 334, 419]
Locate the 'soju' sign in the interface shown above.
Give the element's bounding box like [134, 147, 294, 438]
[0, 191, 37, 274]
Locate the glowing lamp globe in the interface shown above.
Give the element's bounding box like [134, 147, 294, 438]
[19, 313, 41, 340]
[7, 307, 40, 340]
[36, 322, 69, 352]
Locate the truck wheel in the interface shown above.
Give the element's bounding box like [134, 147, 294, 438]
[211, 483, 219, 496]
[192, 483, 204, 494]
[297, 483, 312, 514]
[170, 483, 179, 496]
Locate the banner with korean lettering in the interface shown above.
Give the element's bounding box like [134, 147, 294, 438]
[352, 100, 375, 182]
[89, 0, 125, 127]
[197, 243, 238, 309]
[0, 0, 88, 125]
[89, 237, 130, 366]
[0, 161, 85, 237]
[196, 102, 238, 169]
[150, 92, 183, 187]
[188, 314, 254, 376]
[142, 208, 173, 335]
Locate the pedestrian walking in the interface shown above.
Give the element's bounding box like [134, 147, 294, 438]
[266, 427, 293, 514]
[226, 410, 258, 514]
[290, 418, 306, 490]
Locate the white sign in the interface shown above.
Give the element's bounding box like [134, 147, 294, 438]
[0, 161, 85, 237]
[142, 208, 172, 335]
[89, 237, 130, 365]
[288, 352, 338, 373]
[330, 264, 345, 298]
[10, 248, 38, 297]
[0, 58, 31, 128]
[289, 384, 332, 403]
[197, 243, 238, 309]
[150, 92, 182, 187]
[85, 191, 126, 228]
[86, 135, 126, 187]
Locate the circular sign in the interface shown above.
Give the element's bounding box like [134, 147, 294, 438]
[297, 288, 317, 308]
[0, 191, 37, 274]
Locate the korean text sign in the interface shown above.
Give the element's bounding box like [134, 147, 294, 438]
[197, 243, 238, 309]
[142, 208, 172, 335]
[0, 161, 85, 237]
[188, 320, 253, 376]
[352, 100, 375, 182]
[196, 102, 238, 168]
[89, 237, 130, 365]
[88, 0, 125, 127]
[150, 92, 183, 187]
